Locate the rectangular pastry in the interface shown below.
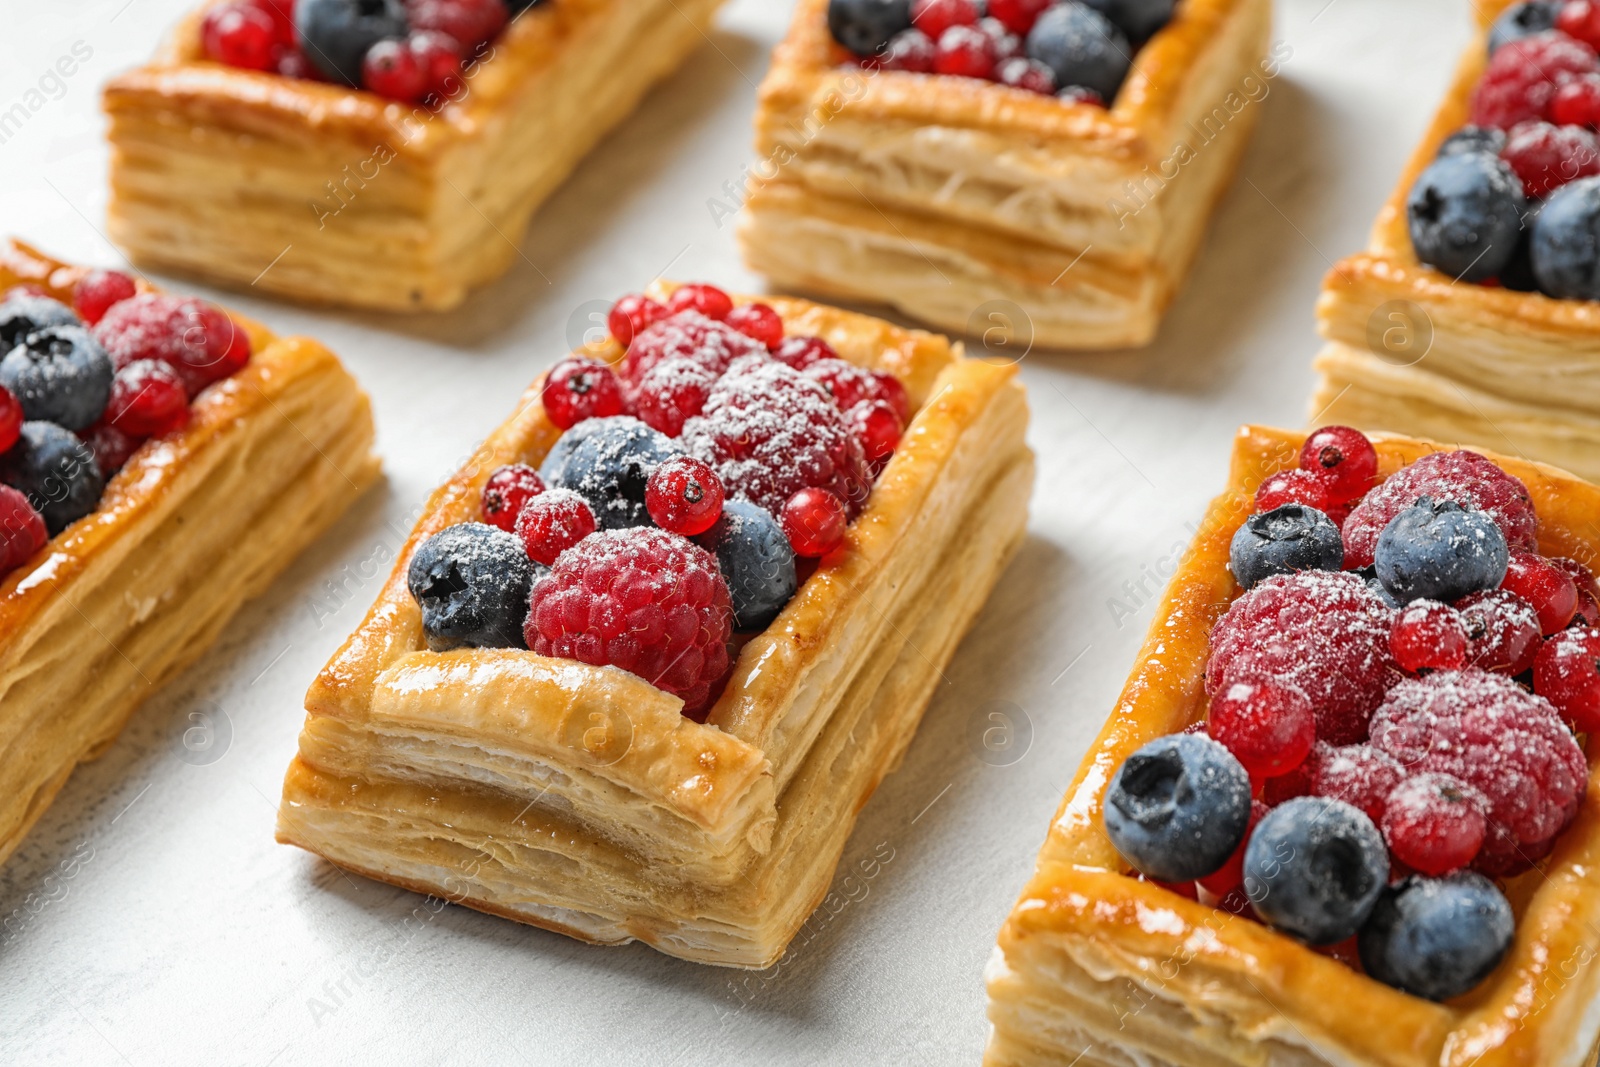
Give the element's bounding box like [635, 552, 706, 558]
[276, 282, 1033, 967]
[984, 424, 1600, 1067]
[102, 0, 724, 312]
[1310, 0, 1600, 483]
[0, 239, 379, 868]
[737, 0, 1275, 350]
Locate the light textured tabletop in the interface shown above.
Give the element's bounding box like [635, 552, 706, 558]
[0, 0, 1472, 1063]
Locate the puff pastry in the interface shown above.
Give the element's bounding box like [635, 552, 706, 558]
[0, 239, 380, 869]
[276, 288, 1034, 967]
[102, 0, 724, 312]
[1308, 0, 1600, 481]
[983, 425, 1600, 1067]
[737, 0, 1273, 350]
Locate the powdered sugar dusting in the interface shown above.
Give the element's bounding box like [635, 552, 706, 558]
[618, 310, 765, 386]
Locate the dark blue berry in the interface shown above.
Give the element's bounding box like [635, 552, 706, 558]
[1488, 0, 1560, 54]
[1358, 873, 1514, 1001]
[1436, 125, 1507, 160]
[1408, 153, 1525, 282]
[0, 325, 114, 431]
[827, 0, 911, 56]
[1501, 200, 1541, 292]
[1360, 568, 1402, 609]
[0, 293, 78, 352]
[1375, 497, 1508, 605]
[1104, 733, 1251, 884]
[407, 522, 533, 651]
[1078, 0, 1175, 41]
[695, 499, 797, 630]
[540, 416, 681, 530]
[0, 422, 105, 535]
[1531, 175, 1600, 300]
[1026, 3, 1132, 105]
[502, 0, 545, 11]
[1229, 504, 1343, 590]
[1244, 796, 1388, 945]
[296, 0, 409, 87]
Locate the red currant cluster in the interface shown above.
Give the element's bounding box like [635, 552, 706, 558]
[1253, 424, 1377, 524]
[1472, 24, 1600, 197]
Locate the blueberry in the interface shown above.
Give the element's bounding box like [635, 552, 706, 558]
[1407, 153, 1525, 282]
[1228, 504, 1343, 590]
[1531, 176, 1600, 300]
[540, 416, 681, 530]
[827, 0, 911, 56]
[1078, 0, 1175, 41]
[1104, 734, 1252, 884]
[0, 325, 114, 432]
[502, 0, 545, 11]
[1375, 497, 1508, 605]
[1488, 0, 1560, 54]
[1026, 3, 1132, 105]
[0, 422, 105, 535]
[696, 499, 797, 630]
[1244, 796, 1388, 945]
[0, 293, 78, 352]
[1436, 125, 1506, 160]
[296, 0, 409, 87]
[1358, 873, 1514, 1001]
[1501, 199, 1541, 293]
[1360, 568, 1402, 609]
[406, 523, 533, 651]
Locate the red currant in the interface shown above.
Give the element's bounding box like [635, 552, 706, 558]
[72, 270, 137, 326]
[106, 360, 191, 437]
[0, 385, 21, 454]
[202, 1, 279, 70]
[1501, 549, 1579, 634]
[608, 293, 667, 347]
[1255, 467, 1335, 515]
[724, 303, 784, 349]
[1207, 676, 1315, 780]
[933, 25, 996, 78]
[771, 335, 837, 371]
[1550, 556, 1600, 625]
[1457, 588, 1543, 674]
[1559, 0, 1600, 50]
[481, 464, 545, 533]
[851, 399, 903, 466]
[781, 487, 848, 557]
[541, 358, 625, 430]
[408, 0, 507, 50]
[646, 456, 725, 536]
[408, 31, 464, 97]
[363, 39, 428, 101]
[1501, 119, 1600, 198]
[987, 0, 1051, 35]
[1390, 599, 1469, 673]
[1197, 800, 1268, 897]
[0, 484, 48, 577]
[978, 17, 1022, 61]
[515, 489, 597, 566]
[911, 0, 979, 40]
[1299, 425, 1377, 504]
[1534, 626, 1600, 730]
[1549, 72, 1600, 126]
[666, 284, 734, 321]
[1381, 773, 1487, 876]
[996, 56, 1055, 93]
[873, 371, 911, 423]
[881, 28, 936, 72]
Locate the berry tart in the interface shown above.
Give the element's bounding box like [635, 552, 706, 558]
[0, 239, 378, 869]
[102, 0, 724, 312]
[1313, 0, 1600, 484]
[985, 425, 1600, 1067]
[275, 283, 1033, 967]
[737, 0, 1278, 350]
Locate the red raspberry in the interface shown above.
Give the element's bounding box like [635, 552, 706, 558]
[933, 25, 997, 78]
[851, 399, 903, 467]
[481, 463, 544, 533]
[1299, 425, 1378, 504]
[363, 39, 428, 101]
[1311, 743, 1406, 825]
[666, 284, 734, 322]
[1549, 71, 1600, 125]
[1340, 450, 1537, 570]
[771, 335, 836, 372]
[1207, 571, 1398, 745]
[1381, 773, 1488, 876]
[541, 357, 625, 430]
[0, 485, 48, 577]
[881, 28, 936, 71]
[1369, 669, 1587, 875]
[1501, 549, 1579, 634]
[1550, 555, 1600, 625]
[1501, 120, 1600, 197]
[978, 17, 1023, 61]
[1559, 0, 1600, 49]
[93, 294, 250, 397]
[1255, 467, 1337, 516]
[0, 385, 20, 454]
[1471, 32, 1599, 130]
[83, 421, 143, 477]
[106, 360, 191, 438]
[911, 0, 979, 39]
[682, 358, 873, 520]
[202, 1, 280, 70]
[1534, 626, 1600, 730]
[619, 311, 766, 388]
[1390, 599, 1469, 673]
[996, 56, 1056, 93]
[805, 359, 911, 422]
[1457, 588, 1542, 674]
[646, 456, 724, 536]
[408, 31, 464, 97]
[407, 0, 507, 49]
[608, 293, 667, 347]
[634, 358, 717, 438]
[724, 303, 783, 349]
[781, 487, 849, 557]
[71, 270, 137, 326]
[1206, 676, 1316, 780]
[1197, 799, 1268, 897]
[524, 528, 733, 718]
[515, 488, 597, 566]
[987, 0, 1051, 34]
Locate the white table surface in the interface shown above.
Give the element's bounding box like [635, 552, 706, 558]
[0, 0, 1476, 1062]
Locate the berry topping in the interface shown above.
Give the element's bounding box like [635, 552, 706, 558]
[1533, 625, 1600, 729]
[979, 16, 1023, 60]
[71, 270, 137, 327]
[1501, 120, 1600, 197]
[525, 528, 733, 717]
[0, 485, 47, 578]
[911, 0, 979, 40]
[408, 30, 465, 97]
[1255, 467, 1337, 516]
[665, 283, 734, 322]
[724, 303, 784, 349]
[618, 310, 766, 388]
[933, 24, 998, 78]
[1228, 504, 1343, 591]
[0, 385, 20, 455]
[695, 499, 798, 630]
[645, 455, 724, 536]
[633, 358, 717, 438]
[1559, 0, 1600, 49]
[295, 0, 409, 86]
[1206, 676, 1315, 780]
[996, 56, 1057, 92]
[771, 335, 837, 371]
[93, 294, 250, 397]
[1549, 71, 1600, 125]
[1530, 175, 1600, 300]
[407, 523, 534, 652]
[105, 359, 191, 438]
[781, 486, 849, 558]
[1311, 743, 1407, 825]
[0, 422, 104, 535]
[1437, 125, 1508, 159]
[1025, 3, 1131, 103]
[1359, 873, 1515, 1002]
[539, 415, 681, 530]
[608, 294, 667, 348]
[1079, 0, 1176, 40]
[1382, 773, 1488, 876]
[1471, 31, 1598, 130]
[804, 359, 906, 419]
[1390, 599, 1469, 673]
[0, 293, 78, 351]
[880, 27, 937, 70]
[1103, 733, 1253, 884]
[1501, 548, 1579, 634]
[988, 0, 1051, 35]
[407, 0, 507, 51]
[1490, 1, 1562, 54]
[1197, 799, 1269, 897]
[1456, 588, 1542, 674]
[514, 488, 597, 566]
[828, 0, 913, 56]
[83, 421, 142, 478]
[1374, 498, 1509, 605]
[1300, 426, 1378, 504]
[202, 0, 281, 70]
[1243, 797, 1389, 945]
[1550, 555, 1600, 625]
[362, 38, 428, 101]
[480, 463, 545, 533]
[541, 357, 625, 431]
[1406, 153, 1526, 282]
[851, 399, 904, 467]
[0, 326, 114, 432]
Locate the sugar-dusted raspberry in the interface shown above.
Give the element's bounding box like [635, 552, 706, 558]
[82, 420, 142, 477]
[481, 463, 544, 533]
[724, 303, 784, 349]
[1550, 71, 1600, 125]
[633, 358, 717, 438]
[408, 0, 507, 50]
[1471, 32, 1600, 130]
[541, 357, 625, 430]
[1300, 425, 1378, 504]
[1456, 588, 1542, 675]
[997, 56, 1056, 93]
[682, 357, 873, 520]
[646, 455, 724, 536]
[1501, 120, 1600, 197]
[1255, 467, 1336, 516]
[1311, 743, 1407, 825]
[978, 16, 1022, 61]
[1368, 669, 1587, 876]
[0, 484, 48, 578]
[1382, 773, 1488, 876]
[1501, 548, 1579, 634]
[1550, 556, 1600, 625]
[1390, 599, 1469, 673]
[781, 487, 849, 557]
[106, 359, 190, 438]
[71, 270, 137, 326]
[771, 335, 836, 372]
[1207, 676, 1316, 780]
[92, 294, 250, 397]
[515, 488, 597, 566]
[1207, 570, 1398, 745]
[618, 310, 766, 388]
[804, 358, 909, 421]
[1534, 626, 1600, 730]
[1341, 450, 1537, 571]
[524, 527, 733, 718]
[608, 293, 667, 348]
[666, 284, 734, 322]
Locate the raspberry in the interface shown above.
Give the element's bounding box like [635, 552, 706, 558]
[781, 487, 849, 557]
[881, 28, 936, 71]
[92, 294, 250, 397]
[1206, 676, 1316, 780]
[1207, 571, 1398, 745]
[978, 16, 1022, 61]
[988, 0, 1051, 35]
[524, 528, 733, 718]
[202, 0, 280, 70]
[633, 358, 716, 438]
[407, 0, 507, 49]
[618, 311, 766, 388]
[1255, 468, 1336, 516]
[71, 270, 137, 326]
[1501, 120, 1600, 196]
[771, 335, 836, 372]
[1299, 425, 1378, 504]
[541, 357, 625, 430]
[1197, 799, 1269, 897]
[666, 284, 734, 322]
[1381, 773, 1488, 876]
[1390, 599, 1469, 673]
[1340, 451, 1537, 570]
[1559, 0, 1600, 49]
[83, 420, 142, 477]
[682, 357, 873, 520]
[1549, 71, 1600, 125]
[0, 484, 47, 578]
[1311, 743, 1407, 825]
[608, 294, 668, 347]
[997, 56, 1056, 93]
[851, 399, 903, 467]
[1471, 32, 1599, 130]
[1534, 626, 1600, 730]
[515, 488, 597, 566]
[1501, 549, 1579, 634]
[911, 0, 979, 39]
[646, 455, 724, 536]
[363, 38, 428, 101]
[933, 24, 997, 78]
[106, 359, 190, 437]
[1456, 588, 1542, 674]
[804, 359, 910, 422]
[1370, 669, 1587, 875]
[0, 385, 20, 454]
[1550, 555, 1600, 625]
[481, 463, 544, 533]
[724, 303, 783, 349]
